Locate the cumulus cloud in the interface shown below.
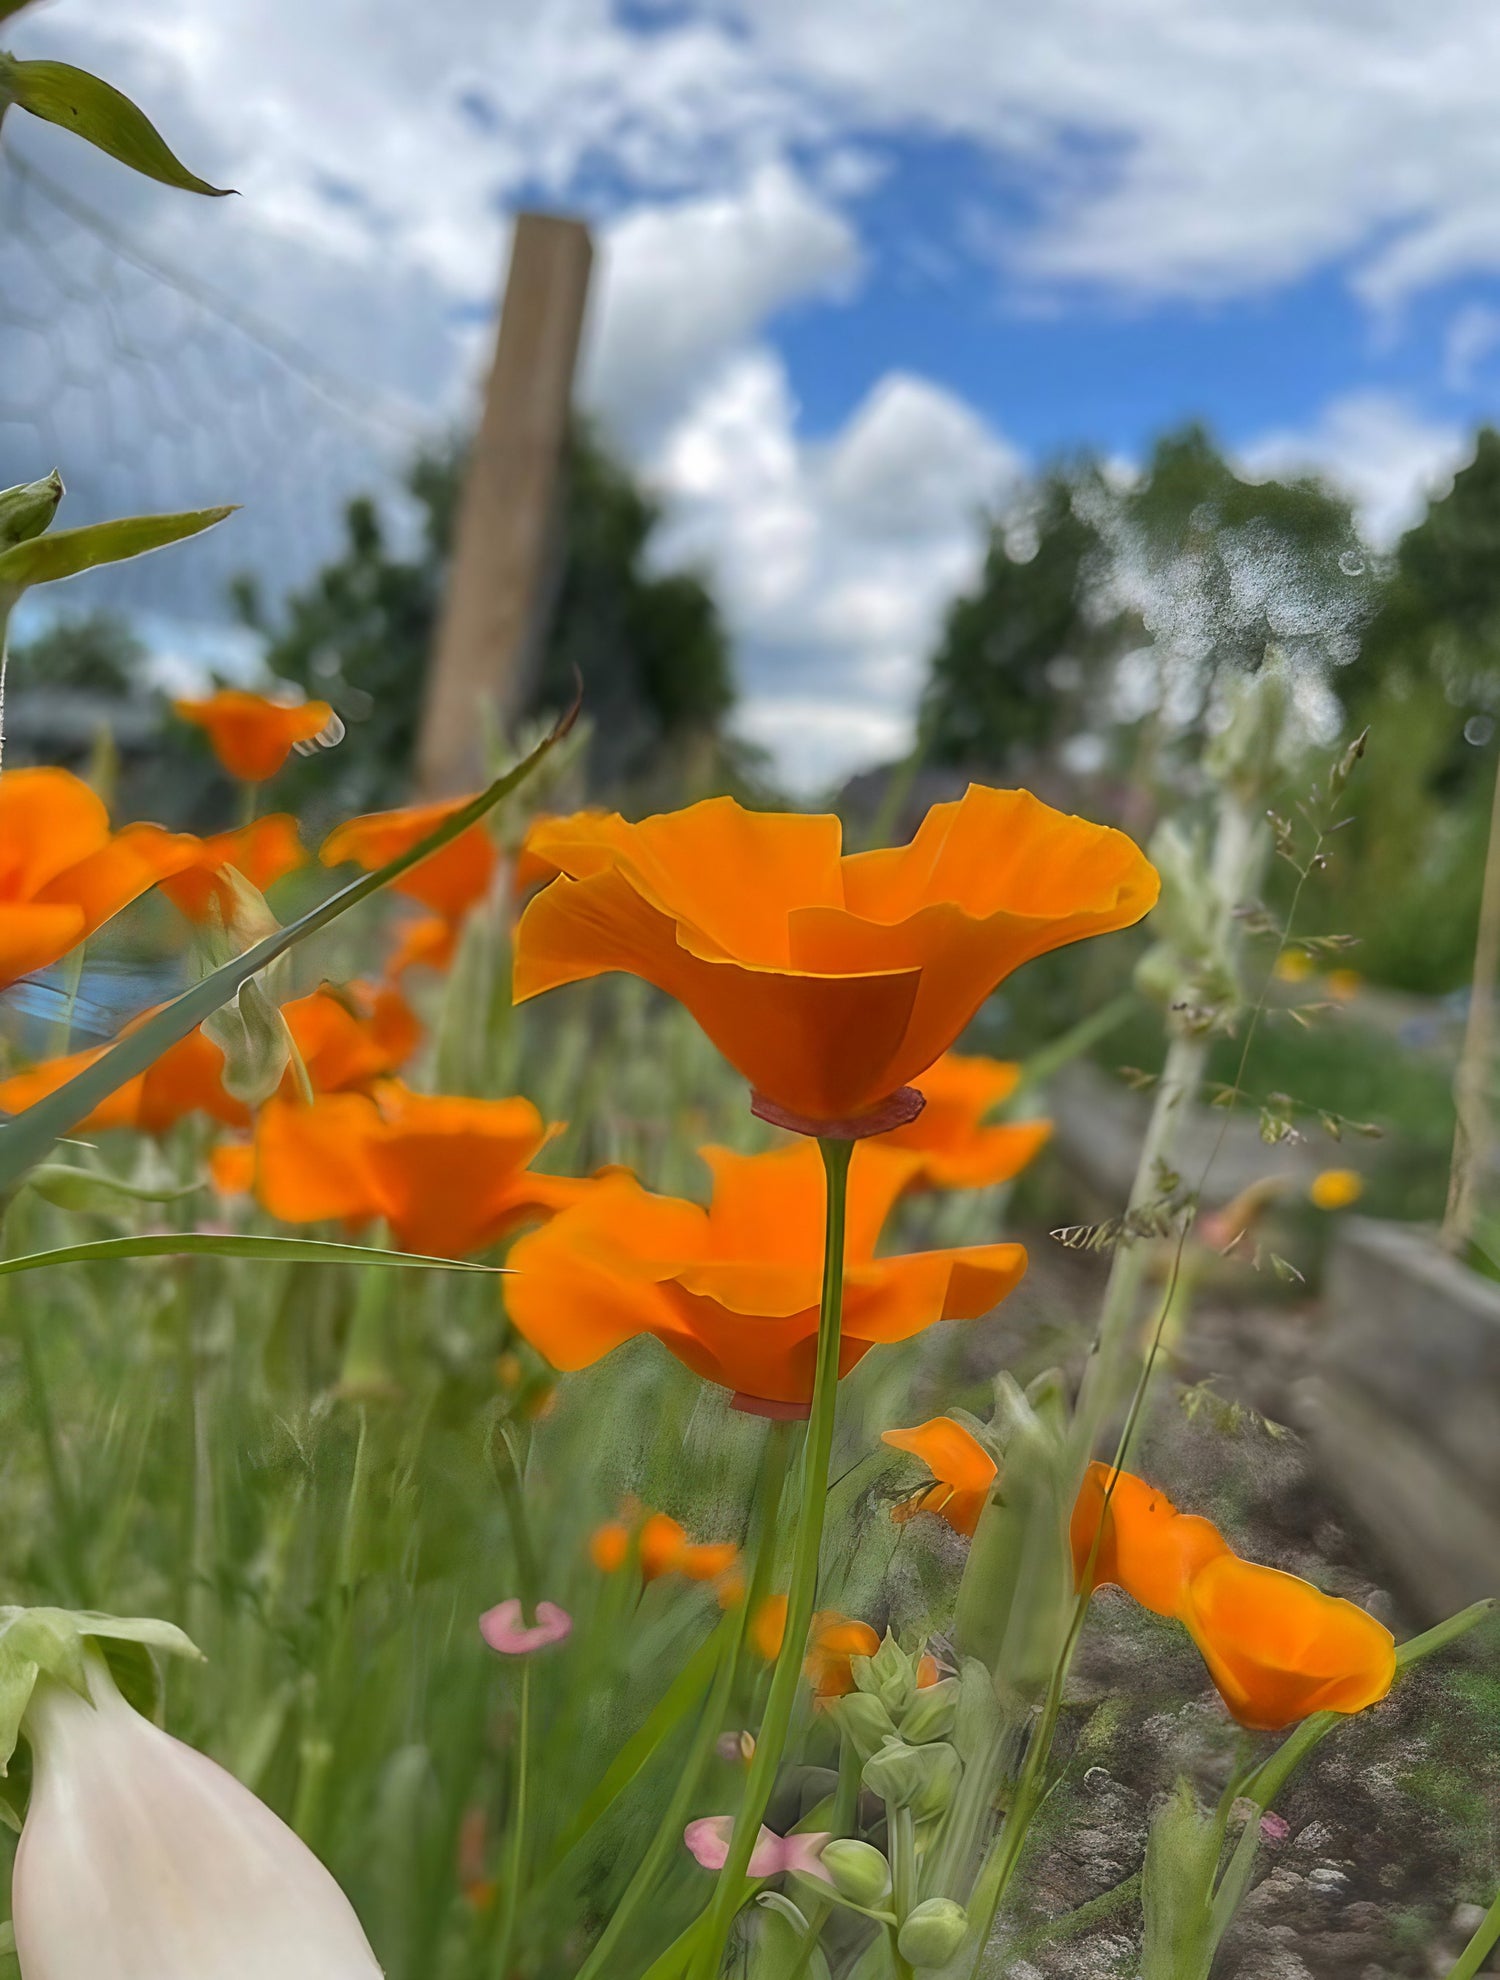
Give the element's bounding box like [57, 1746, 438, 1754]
[1240, 391, 1470, 549]
[583, 165, 860, 445]
[651, 353, 1022, 790]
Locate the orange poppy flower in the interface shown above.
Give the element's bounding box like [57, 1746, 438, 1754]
[0, 768, 196, 990]
[503, 1139, 1026, 1410]
[251, 1084, 575, 1256]
[748, 1597, 879, 1697]
[0, 1017, 247, 1135]
[174, 689, 338, 783]
[514, 788, 1157, 1130]
[877, 1051, 1051, 1191]
[321, 798, 498, 921]
[210, 1139, 256, 1196]
[1182, 1553, 1396, 1732]
[280, 982, 420, 1095]
[882, 1415, 998, 1538]
[387, 912, 462, 978]
[1071, 1464, 1396, 1731]
[124, 815, 307, 924]
[589, 1509, 739, 1585]
[1069, 1462, 1229, 1618]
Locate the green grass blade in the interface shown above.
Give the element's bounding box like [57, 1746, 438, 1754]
[0, 1233, 507, 1277]
[0, 705, 575, 1192]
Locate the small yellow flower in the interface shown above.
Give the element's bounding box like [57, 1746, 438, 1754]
[1309, 1169, 1363, 1211]
[1324, 967, 1362, 1002]
[1274, 950, 1313, 984]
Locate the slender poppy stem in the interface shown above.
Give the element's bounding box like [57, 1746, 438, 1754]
[691, 1135, 853, 1978]
[493, 1657, 531, 1977]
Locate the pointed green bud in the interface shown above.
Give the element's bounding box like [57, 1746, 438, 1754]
[819, 1839, 891, 1907]
[899, 1676, 959, 1745]
[0, 471, 62, 550]
[828, 1688, 896, 1761]
[861, 1737, 961, 1817]
[897, 1898, 968, 1968]
[863, 1631, 917, 1717]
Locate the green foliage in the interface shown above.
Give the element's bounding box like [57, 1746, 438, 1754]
[5, 610, 146, 695]
[240, 426, 735, 809]
[0, 57, 229, 195]
[0, 506, 235, 598]
[918, 466, 1114, 770]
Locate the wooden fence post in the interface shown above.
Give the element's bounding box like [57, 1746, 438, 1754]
[416, 212, 593, 796]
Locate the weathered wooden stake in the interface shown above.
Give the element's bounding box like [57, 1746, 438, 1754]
[416, 212, 593, 796]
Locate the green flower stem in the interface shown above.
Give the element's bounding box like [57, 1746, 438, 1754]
[492, 1656, 531, 1978]
[691, 1134, 853, 1979]
[889, 1804, 918, 1980]
[1446, 1887, 1500, 1980]
[491, 1425, 541, 1628]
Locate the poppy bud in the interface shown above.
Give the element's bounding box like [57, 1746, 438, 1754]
[897, 1898, 969, 1967]
[899, 1675, 959, 1745]
[0, 471, 62, 551]
[14, 1651, 382, 1978]
[856, 1632, 916, 1717]
[827, 1688, 896, 1760]
[819, 1838, 892, 1907]
[861, 1737, 961, 1818]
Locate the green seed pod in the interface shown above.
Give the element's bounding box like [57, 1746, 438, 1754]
[899, 1676, 958, 1745]
[0, 471, 62, 551]
[828, 1688, 896, 1761]
[897, 1898, 969, 1968]
[819, 1838, 891, 1907]
[911, 1740, 962, 1821]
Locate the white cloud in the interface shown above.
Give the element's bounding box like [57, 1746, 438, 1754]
[651, 353, 1021, 791]
[1240, 391, 1470, 549]
[583, 164, 860, 445]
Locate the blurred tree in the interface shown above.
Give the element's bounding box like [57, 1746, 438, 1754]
[917, 465, 1116, 772]
[231, 424, 735, 813]
[7, 610, 146, 693]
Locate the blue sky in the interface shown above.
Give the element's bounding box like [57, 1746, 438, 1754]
[4, 0, 1499, 786]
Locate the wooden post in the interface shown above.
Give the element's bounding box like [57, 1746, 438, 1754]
[1443, 742, 1500, 1253]
[416, 212, 593, 796]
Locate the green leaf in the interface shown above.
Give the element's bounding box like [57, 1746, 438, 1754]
[0, 702, 577, 1190]
[24, 1164, 204, 1214]
[0, 1233, 509, 1278]
[1140, 1780, 1220, 1980]
[0, 59, 230, 195]
[0, 506, 235, 591]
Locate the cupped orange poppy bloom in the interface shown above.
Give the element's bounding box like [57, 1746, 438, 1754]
[251, 1084, 576, 1257]
[0, 1016, 247, 1135]
[0, 768, 196, 990]
[1183, 1553, 1396, 1732]
[882, 1415, 998, 1537]
[514, 788, 1157, 1128]
[321, 798, 498, 921]
[1069, 1462, 1230, 1618]
[174, 689, 338, 783]
[124, 815, 307, 924]
[503, 1139, 1027, 1410]
[877, 1051, 1051, 1191]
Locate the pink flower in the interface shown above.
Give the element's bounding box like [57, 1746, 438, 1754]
[1260, 1810, 1291, 1844]
[683, 1816, 831, 1882]
[478, 1600, 572, 1655]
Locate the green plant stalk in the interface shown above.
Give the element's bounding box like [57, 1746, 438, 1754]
[1013, 990, 1139, 1096]
[690, 1135, 854, 1979]
[1071, 781, 1263, 1463]
[1446, 1887, 1500, 1980]
[492, 1658, 531, 1979]
[889, 1804, 917, 1980]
